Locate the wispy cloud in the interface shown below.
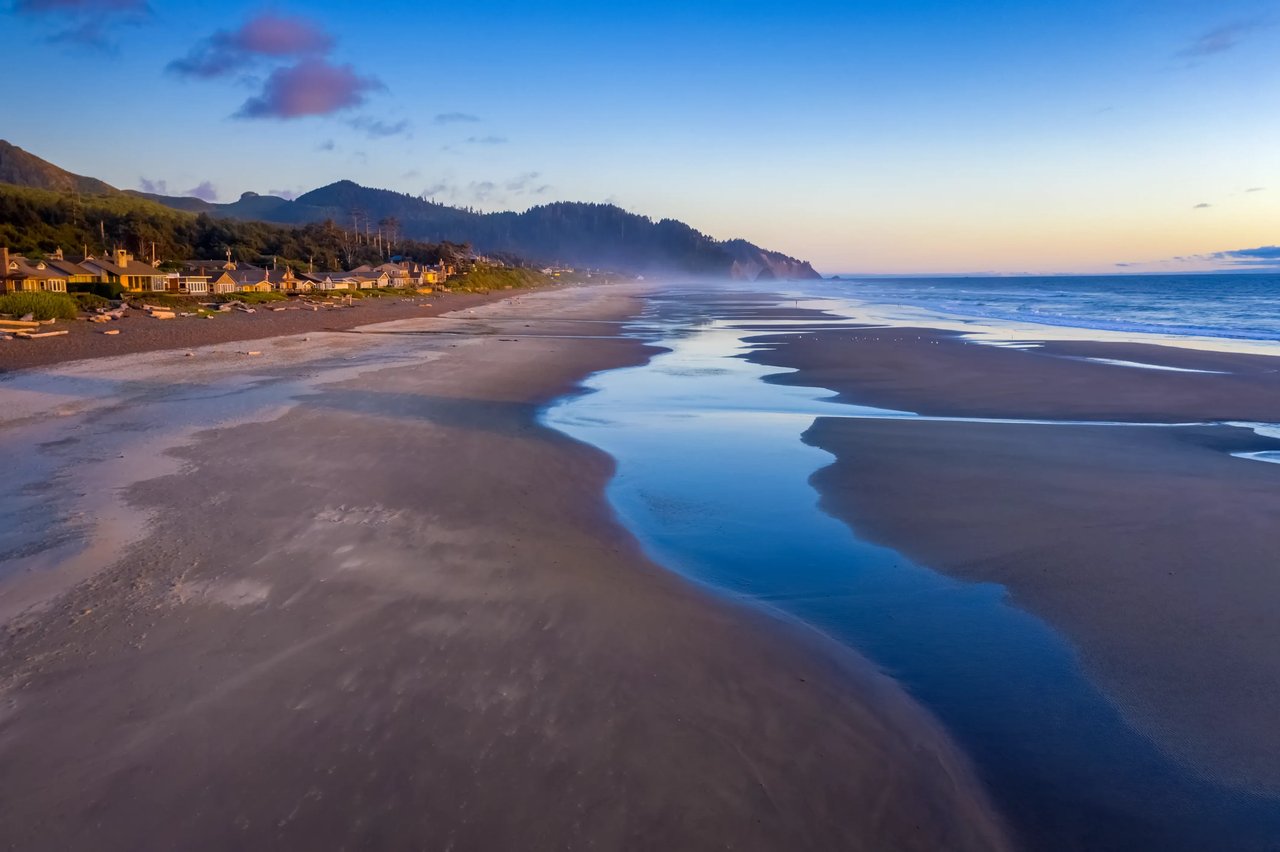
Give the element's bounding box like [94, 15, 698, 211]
[13, 0, 150, 49]
[267, 188, 298, 200]
[347, 116, 412, 139]
[1177, 20, 1266, 59]
[186, 181, 218, 202]
[504, 172, 550, 195]
[466, 135, 508, 146]
[1216, 245, 1280, 262]
[13, 0, 145, 9]
[1193, 202, 1212, 209]
[317, 139, 336, 152]
[421, 172, 553, 207]
[1128, 245, 1280, 271]
[434, 112, 481, 124]
[139, 176, 223, 202]
[1246, 186, 1266, 193]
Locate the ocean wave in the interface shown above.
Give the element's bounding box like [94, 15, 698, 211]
[827, 274, 1280, 343]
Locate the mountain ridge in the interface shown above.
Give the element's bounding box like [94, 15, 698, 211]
[135, 180, 821, 279]
[1, 140, 820, 279]
[0, 140, 118, 196]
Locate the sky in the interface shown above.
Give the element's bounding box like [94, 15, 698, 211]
[4, 0, 1280, 274]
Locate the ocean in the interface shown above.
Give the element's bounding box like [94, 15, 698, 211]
[815, 273, 1280, 343]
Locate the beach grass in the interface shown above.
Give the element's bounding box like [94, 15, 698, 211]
[450, 267, 551, 293]
[214, 291, 288, 305]
[0, 291, 79, 321]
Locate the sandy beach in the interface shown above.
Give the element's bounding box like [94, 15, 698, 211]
[0, 290, 526, 374]
[0, 283, 1010, 851]
[746, 322, 1280, 794]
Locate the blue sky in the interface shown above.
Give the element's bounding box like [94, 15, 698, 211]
[5, 0, 1279, 273]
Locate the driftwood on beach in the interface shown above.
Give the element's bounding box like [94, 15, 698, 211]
[15, 329, 69, 339]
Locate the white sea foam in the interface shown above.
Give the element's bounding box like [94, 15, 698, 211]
[1079, 358, 1227, 374]
[1232, 452, 1280, 465]
[779, 293, 1280, 358]
[1226, 422, 1280, 440]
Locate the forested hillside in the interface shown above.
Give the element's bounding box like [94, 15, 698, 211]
[0, 184, 463, 272]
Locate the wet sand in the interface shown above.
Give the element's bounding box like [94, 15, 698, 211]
[747, 325, 1280, 422]
[0, 285, 1010, 851]
[748, 322, 1280, 793]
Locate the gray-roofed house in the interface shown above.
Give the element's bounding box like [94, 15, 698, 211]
[2, 250, 69, 294]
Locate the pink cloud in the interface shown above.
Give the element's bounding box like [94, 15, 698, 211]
[235, 59, 383, 119]
[221, 13, 332, 57]
[169, 13, 333, 78]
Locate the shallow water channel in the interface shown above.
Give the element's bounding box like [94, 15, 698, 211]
[542, 285, 1280, 851]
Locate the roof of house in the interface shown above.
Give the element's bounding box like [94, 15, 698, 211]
[81, 256, 167, 278]
[44, 258, 94, 278]
[8, 257, 67, 281]
[228, 268, 269, 285]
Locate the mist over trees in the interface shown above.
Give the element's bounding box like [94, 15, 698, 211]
[143, 181, 821, 278]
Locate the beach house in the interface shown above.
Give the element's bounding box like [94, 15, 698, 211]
[228, 266, 272, 292]
[45, 249, 99, 286]
[207, 271, 238, 294]
[1, 249, 69, 293]
[268, 266, 299, 292]
[299, 272, 334, 291]
[79, 250, 169, 292]
[171, 272, 211, 295]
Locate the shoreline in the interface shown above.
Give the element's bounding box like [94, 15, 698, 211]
[0, 283, 1011, 851]
[745, 323, 1280, 423]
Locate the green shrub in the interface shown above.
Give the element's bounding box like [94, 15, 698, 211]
[128, 292, 197, 308]
[73, 292, 111, 311]
[0, 291, 79, 320]
[70, 280, 125, 300]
